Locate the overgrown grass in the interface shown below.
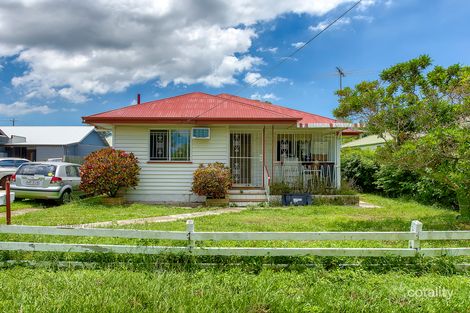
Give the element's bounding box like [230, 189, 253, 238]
[0, 267, 468, 312]
[0, 194, 468, 255]
[0, 196, 206, 226]
[0, 195, 469, 312]
[0, 199, 45, 213]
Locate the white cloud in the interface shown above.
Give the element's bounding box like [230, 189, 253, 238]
[0, 101, 55, 116]
[309, 17, 351, 32]
[0, 0, 357, 102]
[62, 107, 78, 112]
[250, 92, 280, 101]
[353, 15, 374, 23]
[257, 47, 278, 53]
[291, 42, 306, 49]
[244, 72, 287, 87]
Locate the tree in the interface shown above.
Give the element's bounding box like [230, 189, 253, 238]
[80, 148, 140, 198]
[334, 55, 470, 219]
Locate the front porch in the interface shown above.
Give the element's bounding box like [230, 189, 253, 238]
[228, 126, 341, 194]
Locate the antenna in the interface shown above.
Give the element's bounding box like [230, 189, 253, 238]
[336, 67, 346, 90]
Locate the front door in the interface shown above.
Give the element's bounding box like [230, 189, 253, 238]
[230, 131, 262, 187]
[230, 133, 251, 185]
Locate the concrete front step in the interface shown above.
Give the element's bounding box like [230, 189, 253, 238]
[228, 194, 267, 201]
[228, 188, 267, 206]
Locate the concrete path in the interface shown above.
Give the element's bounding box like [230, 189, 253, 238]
[72, 207, 247, 228]
[358, 201, 382, 208]
[0, 208, 41, 218]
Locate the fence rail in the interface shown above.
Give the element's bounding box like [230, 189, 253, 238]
[0, 220, 469, 258]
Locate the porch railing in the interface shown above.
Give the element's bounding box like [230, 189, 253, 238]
[272, 161, 336, 190]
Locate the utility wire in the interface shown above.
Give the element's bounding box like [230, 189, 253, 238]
[238, 0, 362, 92]
[190, 0, 362, 120]
[241, 0, 362, 90]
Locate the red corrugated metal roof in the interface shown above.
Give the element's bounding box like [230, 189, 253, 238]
[216, 94, 337, 124]
[83, 92, 337, 125]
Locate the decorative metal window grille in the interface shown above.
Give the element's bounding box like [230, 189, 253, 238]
[150, 130, 190, 161]
[276, 133, 334, 162]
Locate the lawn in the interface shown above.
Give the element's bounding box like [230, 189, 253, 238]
[0, 267, 468, 313]
[0, 194, 469, 313]
[0, 194, 468, 251]
[0, 196, 207, 226]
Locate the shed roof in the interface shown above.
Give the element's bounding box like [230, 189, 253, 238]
[0, 126, 97, 146]
[342, 134, 392, 148]
[83, 92, 338, 125]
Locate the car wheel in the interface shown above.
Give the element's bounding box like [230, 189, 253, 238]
[0, 177, 6, 190]
[58, 190, 72, 204]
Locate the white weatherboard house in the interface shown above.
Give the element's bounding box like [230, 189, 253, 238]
[83, 92, 351, 205]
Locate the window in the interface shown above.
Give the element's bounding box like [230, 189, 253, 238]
[66, 166, 80, 177]
[276, 133, 333, 162]
[17, 164, 56, 176]
[0, 160, 16, 168]
[15, 160, 29, 167]
[150, 129, 190, 161]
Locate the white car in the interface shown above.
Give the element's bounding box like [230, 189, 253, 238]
[11, 162, 82, 204]
[0, 158, 30, 189]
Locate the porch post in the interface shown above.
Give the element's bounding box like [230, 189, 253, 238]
[336, 132, 341, 188]
[262, 126, 265, 188]
[271, 125, 274, 183]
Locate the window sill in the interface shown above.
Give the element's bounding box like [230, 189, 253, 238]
[147, 161, 193, 164]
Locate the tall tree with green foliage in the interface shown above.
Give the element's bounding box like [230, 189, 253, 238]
[334, 55, 470, 219]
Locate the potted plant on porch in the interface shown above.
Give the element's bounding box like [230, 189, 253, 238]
[192, 162, 232, 206]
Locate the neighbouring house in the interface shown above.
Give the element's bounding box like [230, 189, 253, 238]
[341, 134, 392, 150]
[83, 92, 352, 204]
[0, 126, 109, 162]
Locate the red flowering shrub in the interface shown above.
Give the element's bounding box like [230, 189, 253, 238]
[192, 163, 231, 199]
[80, 148, 140, 197]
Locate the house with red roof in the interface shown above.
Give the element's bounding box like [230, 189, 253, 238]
[83, 92, 352, 204]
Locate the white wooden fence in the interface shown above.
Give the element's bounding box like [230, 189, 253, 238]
[0, 220, 469, 257]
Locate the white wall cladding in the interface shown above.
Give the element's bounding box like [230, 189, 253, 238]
[114, 124, 341, 202]
[113, 125, 228, 202]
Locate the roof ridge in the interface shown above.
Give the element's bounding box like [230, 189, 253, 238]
[186, 93, 299, 121]
[219, 93, 336, 123]
[213, 94, 300, 120]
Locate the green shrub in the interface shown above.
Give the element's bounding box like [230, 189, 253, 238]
[270, 182, 291, 195]
[192, 163, 231, 199]
[374, 165, 419, 197]
[374, 165, 458, 207]
[80, 148, 140, 197]
[414, 176, 457, 208]
[341, 149, 380, 192]
[313, 195, 360, 206]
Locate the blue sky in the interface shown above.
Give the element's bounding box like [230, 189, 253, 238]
[0, 0, 469, 126]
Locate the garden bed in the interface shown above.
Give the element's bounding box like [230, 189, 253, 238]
[269, 194, 359, 206]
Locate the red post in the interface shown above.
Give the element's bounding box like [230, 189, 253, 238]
[5, 180, 11, 225]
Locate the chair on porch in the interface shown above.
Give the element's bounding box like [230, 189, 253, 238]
[303, 163, 322, 190]
[282, 159, 301, 186]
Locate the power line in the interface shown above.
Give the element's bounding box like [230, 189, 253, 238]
[239, 0, 362, 91]
[191, 0, 363, 120]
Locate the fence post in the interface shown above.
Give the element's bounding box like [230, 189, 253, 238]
[186, 220, 195, 252]
[5, 180, 11, 225]
[409, 220, 423, 252]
